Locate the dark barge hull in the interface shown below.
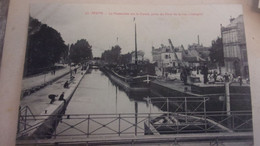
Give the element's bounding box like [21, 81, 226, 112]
[100, 67, 149, 93]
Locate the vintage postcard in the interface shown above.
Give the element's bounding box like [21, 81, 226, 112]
[16, 3, 253, 145]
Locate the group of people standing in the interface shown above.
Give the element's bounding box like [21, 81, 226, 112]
[180, 65, 208, 85]
[180, 64, 245, 86]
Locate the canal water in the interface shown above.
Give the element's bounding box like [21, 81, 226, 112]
[55, 69, 162, 137]
[64, 69, 251, 115]
[55, 69, 252, 138]
[65, 69, 162, 114]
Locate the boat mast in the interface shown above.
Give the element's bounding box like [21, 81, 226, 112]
[134, 17, 138, 66]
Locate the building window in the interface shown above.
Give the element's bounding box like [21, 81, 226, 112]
[223, 30, 238, 44]
[242, 50, 247, 61]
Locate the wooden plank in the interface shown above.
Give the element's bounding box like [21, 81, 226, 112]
[169, 115, 180, 125]
[176, 113, 233, 132]
[144, 121, 160, 135]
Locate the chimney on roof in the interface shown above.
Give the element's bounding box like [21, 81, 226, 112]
[230, 16, 235, 23]
[197, 35, 200, 45]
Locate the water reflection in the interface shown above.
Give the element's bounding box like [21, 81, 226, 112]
[56, 69, 252, 138]
[65, 69, 162, 114]
[66, 69, 233, 115]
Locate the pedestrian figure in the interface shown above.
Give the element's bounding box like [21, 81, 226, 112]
[196, 66, 199, 74]
[63, 81, 69, 88]
[59, 92, 65, 100]
[238, 76, 243, 86]
[180, 72, 184, 81]
[59, 92, 66, 104]
[183, 73, 188, 85]
[48, 94, 58, 104]
[229, 73, 234, 82]
[202, 64, 208, 84]
[224, 73, 229, 82]
[217, 74, 223, 82]
[213, 71, 217, 82]
[74, 68, 77, 74]
[181, 67, 188, 85]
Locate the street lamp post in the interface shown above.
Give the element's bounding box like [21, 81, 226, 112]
[68, 44, 72, 78]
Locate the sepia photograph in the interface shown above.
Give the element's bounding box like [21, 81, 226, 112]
[16, 3, 253, 145]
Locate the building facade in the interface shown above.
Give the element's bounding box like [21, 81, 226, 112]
[152, 43, 210, 73]
[185, 43, 210, 67]
[131, 50, 144, 64]
[221, 15, 249, 78]
[152, 44, 182, 69]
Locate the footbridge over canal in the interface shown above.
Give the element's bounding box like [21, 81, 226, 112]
[16, 111, 253, 145]
[17, 97, 253, 145]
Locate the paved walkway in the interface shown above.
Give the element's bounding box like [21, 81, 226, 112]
[22, 66, 73, 91]
[20, 69, 83, 115]
[18, 68, 87, 137]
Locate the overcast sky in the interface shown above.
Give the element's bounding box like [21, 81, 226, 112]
[30, 3, 243, 60]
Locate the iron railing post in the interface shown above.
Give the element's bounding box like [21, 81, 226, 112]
[185, 97, 187, 123]
[87, 115, 90, 137]
[167, 97, 169, 119]
[135, 114, 137, 136]
[54, 116, 57, 139]
[232, 113, 235, 130]
[149, 97, 151, 114]
[118, 114, 121, 136]
[135, 102, 138, 136]
[177, 114, 179, 134]
[148, 113, 151, 129]
[204, 97, 207, 133]
[24, 106, 27, 130]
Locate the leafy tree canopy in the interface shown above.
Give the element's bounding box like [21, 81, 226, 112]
[209, 37, 224, 66]
[70, 39, 93, 64]
[25, 17, 68, 76]
[101, 45, 121, 64]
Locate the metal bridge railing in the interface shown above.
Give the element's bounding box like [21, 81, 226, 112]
[17, 106, 36, 133]
[17, 111, 252, 139]
[147, 96, 209, 113]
